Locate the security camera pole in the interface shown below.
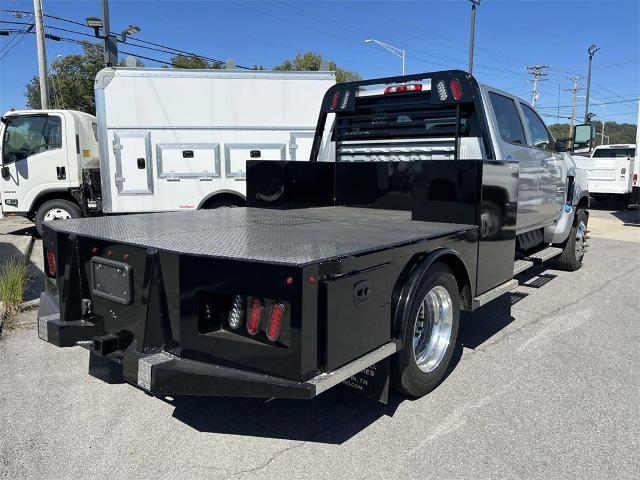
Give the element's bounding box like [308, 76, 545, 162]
[33, 0, 49, 108]
[584, 44, 600, 123]
[467, 0, 481, 75]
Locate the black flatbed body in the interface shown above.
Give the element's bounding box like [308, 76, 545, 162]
[48, 206, 476, 267]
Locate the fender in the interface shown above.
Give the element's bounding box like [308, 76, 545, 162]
[392, 248, 472, 346]
[196, 190, 246, 209]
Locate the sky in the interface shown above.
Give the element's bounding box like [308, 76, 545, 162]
[0, 0, 638, 124]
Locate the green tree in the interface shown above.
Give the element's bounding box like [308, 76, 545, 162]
[274, 51, 361, 83]
[549, 121, 637, 147]
[25, 42, 104, 114]
[170, 54, 223, 69]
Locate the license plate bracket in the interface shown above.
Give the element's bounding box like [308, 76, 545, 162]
[90, 257, 132, 305]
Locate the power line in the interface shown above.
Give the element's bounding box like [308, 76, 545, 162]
[0, 15, 249, 69]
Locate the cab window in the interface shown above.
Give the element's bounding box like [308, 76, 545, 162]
[520, 103, 553, 150]
[2, 115, 62, 164]
[489, 92, 526, 145]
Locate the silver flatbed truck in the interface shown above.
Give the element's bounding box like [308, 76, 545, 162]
[37, 70, 592, 403]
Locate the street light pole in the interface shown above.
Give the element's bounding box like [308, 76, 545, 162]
[584, 44, 600, 123]
[468, 0, 481, 75]
[364, 39, 405, 75]
[101, 0, 118, 67]
[32, 0, 49, 109]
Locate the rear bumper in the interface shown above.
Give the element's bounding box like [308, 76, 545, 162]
[37, 291, 398, 399]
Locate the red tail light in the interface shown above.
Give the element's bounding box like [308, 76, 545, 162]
[633, 173, 638, 185]
[384, 84, 422, 94]
[46, 249, 56, 277]
[330, 91, 340, 111]
[247, 298, 263, 335]
[266, 303, 285, 342]
[450, 79, 463, 101]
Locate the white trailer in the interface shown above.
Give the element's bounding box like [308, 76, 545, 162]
[0, 68, 335, 233]
[573, 144, 636, 203]
[96, 68, 335, 213]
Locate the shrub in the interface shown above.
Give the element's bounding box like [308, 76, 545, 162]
[0, 256, 30, 315]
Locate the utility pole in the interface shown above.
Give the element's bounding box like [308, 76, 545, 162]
[526, 64, 548, 107]
[101, 0, 118, 67]
[584, 44, 600, 123]
[467, 0, 481, 74]
[32, 0, 49, 109]
[566, 75, 583, 141]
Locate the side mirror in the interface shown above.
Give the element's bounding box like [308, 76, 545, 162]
[573, 124, 595, 150]
[1, 166, 9, 179]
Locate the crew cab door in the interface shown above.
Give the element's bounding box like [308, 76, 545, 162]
[486, 91, 539, 230]
[0, 114, 70, 214]
[518, 103, 565, 223]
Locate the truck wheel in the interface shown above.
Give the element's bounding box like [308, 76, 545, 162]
[391, 263, 460, 397]
[35, 199, 81, 237]
[556, 209, 588, 272]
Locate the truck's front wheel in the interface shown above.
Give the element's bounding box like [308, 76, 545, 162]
[391, 263, 460, 397]
[34, 199, 81, 237]
[556, 209, 588, 271]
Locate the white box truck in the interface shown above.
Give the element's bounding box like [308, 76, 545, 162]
[0, 68, 335, 234]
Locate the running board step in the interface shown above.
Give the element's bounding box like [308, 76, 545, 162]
[472, 279, 519, 309]
[514, 260, 534, 276]
[525, 246, 563, 263]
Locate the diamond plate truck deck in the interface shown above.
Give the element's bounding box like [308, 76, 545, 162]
[45, 206, 474, 266]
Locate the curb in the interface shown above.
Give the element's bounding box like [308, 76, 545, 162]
[20, 298, 40, 311]
[0, 301, 5, 334]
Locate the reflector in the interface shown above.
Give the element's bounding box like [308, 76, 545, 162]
[46, 250, 56, 277]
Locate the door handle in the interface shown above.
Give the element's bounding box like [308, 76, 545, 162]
[137, 157, 146, 169]
[56, 166, 66, 180]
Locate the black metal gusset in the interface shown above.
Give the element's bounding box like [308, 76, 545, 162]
[139, 249, 174, 352]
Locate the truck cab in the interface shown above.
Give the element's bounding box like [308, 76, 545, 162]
[0, 109, 100, 235]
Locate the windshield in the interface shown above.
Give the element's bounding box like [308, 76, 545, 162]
[2, 115, 62, 164]
[592, 147, 635, 158]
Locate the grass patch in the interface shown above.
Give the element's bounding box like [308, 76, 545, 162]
[0, 256, 30, 315]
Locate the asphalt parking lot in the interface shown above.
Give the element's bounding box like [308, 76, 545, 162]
[1, 205, 639, 480]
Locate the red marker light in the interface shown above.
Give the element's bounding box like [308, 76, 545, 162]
[91, 247, 98, 254]
[286, 276, 294, 285]
[450, 78, 463, 101]
[247, 298, 263, 335]
[123, 253, 130, 260]
[266, 303, 285, 342]
[106, 250, 112, 257]
[330, 91, 340, 111]
[308, 276, 316, 284]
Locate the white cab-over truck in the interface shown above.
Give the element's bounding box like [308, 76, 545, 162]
[0, 68, 335, 235]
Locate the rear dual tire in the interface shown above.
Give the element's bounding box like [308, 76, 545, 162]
[391, 264, 460, 397]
